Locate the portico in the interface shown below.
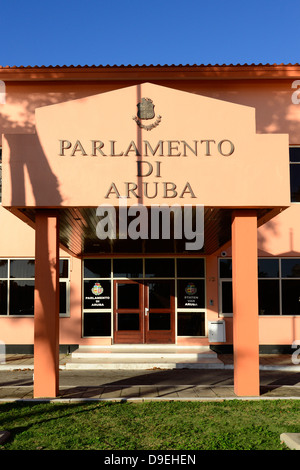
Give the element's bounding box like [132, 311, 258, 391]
[1, 81, 290, 398]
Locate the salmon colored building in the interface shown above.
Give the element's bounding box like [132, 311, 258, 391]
[0, 63, 299, 398]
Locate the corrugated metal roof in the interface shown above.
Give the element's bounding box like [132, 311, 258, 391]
[0, 63, 299, 69]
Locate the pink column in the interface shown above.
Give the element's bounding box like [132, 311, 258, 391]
[232, 210, 260, 396]
[34, 211, 60, 398]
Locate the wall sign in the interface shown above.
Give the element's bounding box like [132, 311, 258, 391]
[177, 280, 205, 309]
[83, 280, 111, 309]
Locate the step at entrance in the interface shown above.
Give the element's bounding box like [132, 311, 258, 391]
[65, 345, 225, 370]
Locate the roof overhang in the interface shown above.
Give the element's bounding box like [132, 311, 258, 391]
[2, 82, 291, 256]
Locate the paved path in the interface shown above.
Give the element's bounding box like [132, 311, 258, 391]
[1, 365, 300, 401]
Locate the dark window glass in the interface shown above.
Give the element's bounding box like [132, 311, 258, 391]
[113, 259, 143, 278]
[177, 258, 205, 278]
[0, 260, 8, 278]
[178, 312, 205, 336]
[83, 280, 111, 309]
[177, 279, 205, 308]
[258, 259, 279, 278]
[219, 259, 232, 278]
[9, 280, 34, 315]
[59, 260, 69, 278]
[10, 259, 35, 278]
[148, 281, 171, 309]
[282, 280, 300, 315]
[258, 280, 280, 315]
[0, 280, 7, 315]
[289, 147, 300, 163]
[83, 259, 111, 278]
[117, 283, 139, 309]
[59, 281, 67, 314]
[83, 312, 111, 337]
[145, 258, 174, 278]
[281, 259, 300, 278]
[290, 164, 300, 202]
[117, 313, 140, 330]
[221, 281, 233, 314]
[149, 313, 170, 330]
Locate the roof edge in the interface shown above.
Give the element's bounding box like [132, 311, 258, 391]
[1, 63, 300, 81]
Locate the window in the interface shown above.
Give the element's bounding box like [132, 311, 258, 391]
[0, 258, 70, 316]
[0, 147, 2, 203]
[176, 258, 206, 337]
[82, 258, 206, 338]
[219, 258, 300, 316]
[290, 146, 300, 202]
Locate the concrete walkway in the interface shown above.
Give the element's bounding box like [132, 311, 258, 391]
[0, 354, 300, 401]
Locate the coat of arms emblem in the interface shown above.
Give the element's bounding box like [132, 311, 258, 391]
[185, 283, 197, 295]
[92, 282, 104, 295]
[133, 97, 162, 131]
[137, 98, 155, 120]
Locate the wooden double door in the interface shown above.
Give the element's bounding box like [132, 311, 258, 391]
[113, 279, 175, 344]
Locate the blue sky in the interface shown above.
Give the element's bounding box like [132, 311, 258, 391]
[1, 0, 300, 66]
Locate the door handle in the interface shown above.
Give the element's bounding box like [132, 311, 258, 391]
[145, 308, 149, 316]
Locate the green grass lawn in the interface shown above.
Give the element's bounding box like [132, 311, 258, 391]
[0, 399, 299, 450]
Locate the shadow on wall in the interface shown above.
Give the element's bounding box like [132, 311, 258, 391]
[4, 130, 63, 378]
[258, 217, 300, 257]
[0, 82, 134, 146]
[5, 134, 63, 207]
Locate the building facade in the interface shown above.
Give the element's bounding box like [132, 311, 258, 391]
[0, 64, 299, 397]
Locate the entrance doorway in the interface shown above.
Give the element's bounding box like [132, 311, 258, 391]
[114, 279, 175, 344]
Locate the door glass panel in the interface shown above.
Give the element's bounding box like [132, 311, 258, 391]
[149, 313, 170, 330]
[148, 281, 171, 308]
[117, 283, 140, 309]
[118, 313, 140, 330]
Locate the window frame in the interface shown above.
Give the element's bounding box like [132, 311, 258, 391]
[218, 257, 300, 317]
[82, 257, 206, 339]
[0, 257, 70, 317]
[290, 145, 300, 203]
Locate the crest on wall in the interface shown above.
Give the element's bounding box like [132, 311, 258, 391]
[92, 282, 104, 295]
[133, 97, 162, 131]
[185, 283, 197, 295]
